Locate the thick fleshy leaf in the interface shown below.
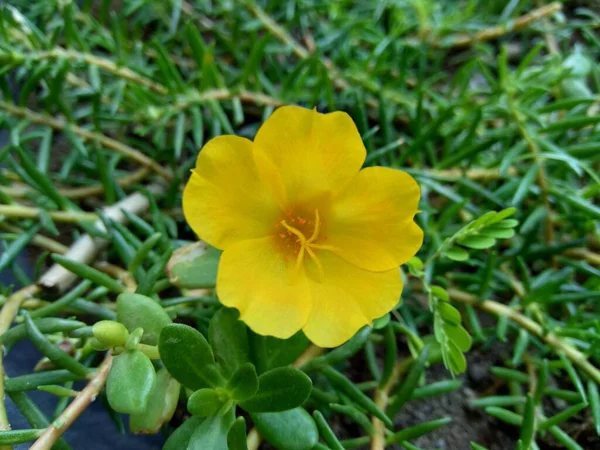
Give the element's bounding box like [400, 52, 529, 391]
[209, 307, 250, 378]
[166, 241, 221, 289]
[251, 408, 318, 450]
[226, 363, 259, 401]
[302, 251, 402, 348]
[253, 105, 366, 208]
[249, 331, 309, 374]
[227, 417, 248, 450]
[183, 135, 280, 250]
[216, 237, 311, 339]
[326, 167, 422, 271]
[187, 410, 235, 450]
[159, 324, 225, 390]
[187, 388, 224, 417]
[130, 367, 181, 434]
[106, 351, 156, 415]
[116, 293, 171, 345]
[239, 367, 312, 413]
[163, 417, 204, 450]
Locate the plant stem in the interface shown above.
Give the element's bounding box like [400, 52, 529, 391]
[29, 355, 113, 450]
[0, 284, 41, 448]
[2, 167, 150, 200]
[447, 288, 600, 384]
[370, 359, 414, 450]
[0, 205, 97, 223]
[39, 189, 160, 294]
[444, 2, 562, 48]
[0, 101, 172, 180]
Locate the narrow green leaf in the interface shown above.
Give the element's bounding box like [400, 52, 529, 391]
[321, 366, 392, 427]
[313, 410, 344, 450]
[51, 254, 125, 293]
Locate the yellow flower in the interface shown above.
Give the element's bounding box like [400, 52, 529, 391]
[183, 105, 422, 347]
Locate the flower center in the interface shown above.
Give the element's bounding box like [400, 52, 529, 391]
[274, 209, 334, 281]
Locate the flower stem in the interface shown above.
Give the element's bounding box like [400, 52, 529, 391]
[29, 355, 113, 450]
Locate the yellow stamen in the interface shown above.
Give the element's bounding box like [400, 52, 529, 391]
[306, 209, 320, 244]
[280, 220, 307, 245]
[279, 210, 333, 283]
[305, 247, 324, 282]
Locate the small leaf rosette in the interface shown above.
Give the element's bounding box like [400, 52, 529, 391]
[183, 105, 423, 347]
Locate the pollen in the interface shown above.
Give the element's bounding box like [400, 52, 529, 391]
[274, 209, 336, 282]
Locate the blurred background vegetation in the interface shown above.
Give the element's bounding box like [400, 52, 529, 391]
[0, 1, 600, 449]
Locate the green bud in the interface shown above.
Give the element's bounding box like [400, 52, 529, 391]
[126, 327, 145, 350]
[92, 320, 130, 348]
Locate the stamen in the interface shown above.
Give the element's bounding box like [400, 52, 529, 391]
[305, 247, 324, 282]
[306, 209, 321, 244]
[280, 220, 307, 245]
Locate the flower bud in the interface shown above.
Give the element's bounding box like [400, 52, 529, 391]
[92, 320, 130, 348]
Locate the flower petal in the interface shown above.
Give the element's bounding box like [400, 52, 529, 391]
[326, 167, 423, 272]
[302, 251, 402, 348]
[216, 237, 312, 339]
[183, 136, 281, 250]
[254, 105, 366, 208]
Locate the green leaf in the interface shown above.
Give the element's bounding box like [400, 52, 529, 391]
[249, 331, 309, 374]
[239, 367, 312, 413]
[116, 292, 172, 345]
[159, 324, 225, 390]
[458, 236, 496, 249]
[438, 302, 461, 325]
[106, 350, 156, 415]
[51, 254, 125, 293]
[386, 417, 452, 445]
[313, 410, 344, 450]
[519, 394, 535, 448]
[444, 246, 469, 261]
[130, 367, 180, 434]
[448, 341, 468, 374]
[209, 307, 250, 378]
[252, 408, 318, 450]
[187, 388, 224, 417]
[387, 345, 430, 417]
[0, 429, 44, 445]
[187, 410, 235, 450]
[443, 323, 472, 352]
[226, 363, 259, 402]
[480, 227, 515, 239]
[431, 286, 449, 301]
[321, 366, 392, 427]
[163, 416, 205, 450]
[166, 242, 221, 289]
[227, 417, 248, 450]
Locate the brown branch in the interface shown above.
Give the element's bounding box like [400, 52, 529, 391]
[39, 187, 162, 294]
[445, 2, 562, 48]
[370, 359, 413, 450]
[0, 284, 41, 441]
[30, 355, 113, 450]
[0, 101, 172, 180]
[447, 288, 600, 384]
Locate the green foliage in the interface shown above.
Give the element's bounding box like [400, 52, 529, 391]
[238, 367, 312, 413]
[130, 367, 181, 434]
[117, 293, 172, 345]
[1, 1, 599, 449]
[251, 408, 318, 450]
[159, 324, 225, 390]
[106, 350, 156, 415]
